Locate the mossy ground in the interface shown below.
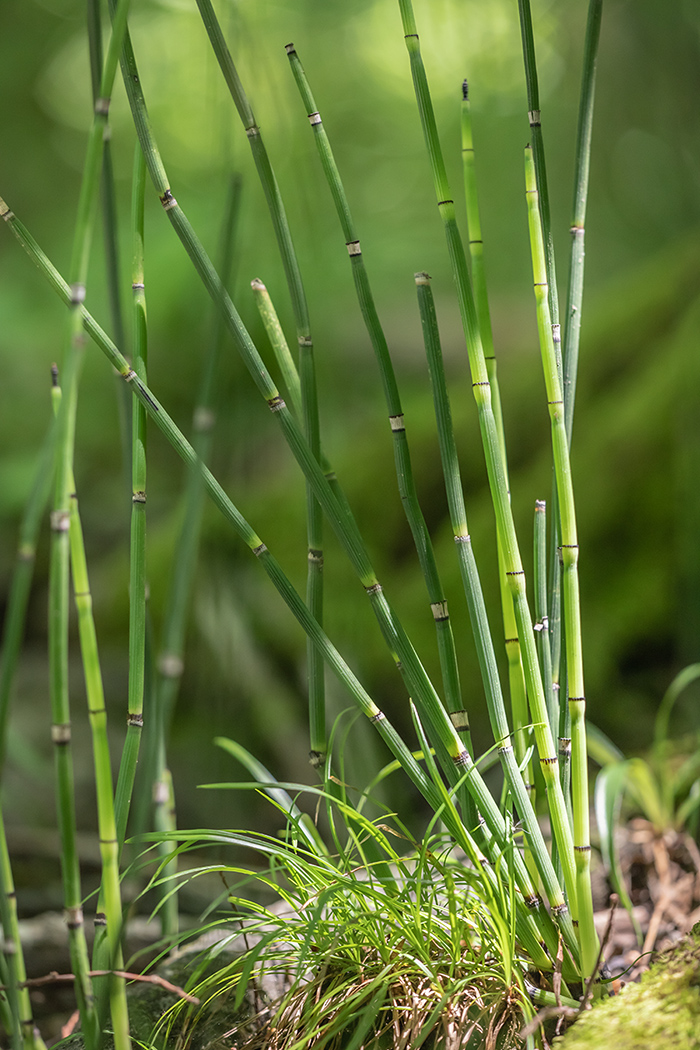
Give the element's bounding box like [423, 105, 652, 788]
[555, 924, 700, 1049]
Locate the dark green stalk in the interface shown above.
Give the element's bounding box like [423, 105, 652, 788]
[415, 273, 579, 967]
[525, 146, 598, 980]
[191, 0, 326, 764]
[549, 2, 604, 743]
[48, 3, 133, 1043]
[51, 381, 130, 1050]
[86, 0, 126, 357]
[396, 0, 579, 924]
[285, 43, 468, 755]
[563, 0, 604, 443]
[0, 410, 56, 774]
[517, 0, 559, 331]
[49, 352, 98, 1050]
[113, 144, 148, 853]
[0, 207, 560, 970]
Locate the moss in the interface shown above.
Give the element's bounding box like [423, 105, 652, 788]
[556, 925, 700, 1049]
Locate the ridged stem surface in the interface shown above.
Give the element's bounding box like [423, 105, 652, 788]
[525, 146, 598, 979]
[460, 80, 532, 802]
[47, 3, 133, 1043]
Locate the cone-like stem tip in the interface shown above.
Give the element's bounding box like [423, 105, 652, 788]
[51, 363, 59, 386]
[250, 278, 266, 291]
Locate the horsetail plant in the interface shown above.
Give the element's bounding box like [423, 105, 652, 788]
[461, 75, 532, 806]
[396, 0, 583, 943]
[48, 1, 133, 1044]
[52, 377, 131, 1050]
[525, 144, 598, 980]
[0, 810, 45, 1050]
[104, 14, 556, 912]
[113, 144, 148, 858]
[0, 202, 569, 979]
[0, 1, 617, 1042]
[414, 272, 579, 968]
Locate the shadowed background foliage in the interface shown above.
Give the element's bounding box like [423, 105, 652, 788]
[1, 0, 700, 857]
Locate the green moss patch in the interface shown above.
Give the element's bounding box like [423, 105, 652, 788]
[556, 924, 700, 1049]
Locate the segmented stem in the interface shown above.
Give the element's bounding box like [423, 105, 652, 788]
[525, 146, 599, 979]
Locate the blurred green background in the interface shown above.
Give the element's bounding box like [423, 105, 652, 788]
[1, 0, 700, 863]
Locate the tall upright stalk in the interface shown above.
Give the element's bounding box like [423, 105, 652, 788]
[525, 146, 599, 979]
[396, 0, 580, 931]
[517, 0, 559, 331]
[48, 2, 132, 1042]
[563, 0, 604, 442]
[113, 145, 148, 853]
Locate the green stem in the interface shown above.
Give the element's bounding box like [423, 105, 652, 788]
[525, 146, 598, 980]
[48, 3, 133, 1044]
[563, 0, 604, 443]
[113, 144, 148, 853]
[252, 278, 303, 421]
[51, 382, 130, 1050]
[517, 0, 559, 330]
[460, 77, 532, 803]
[533, 500, 556, 737]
